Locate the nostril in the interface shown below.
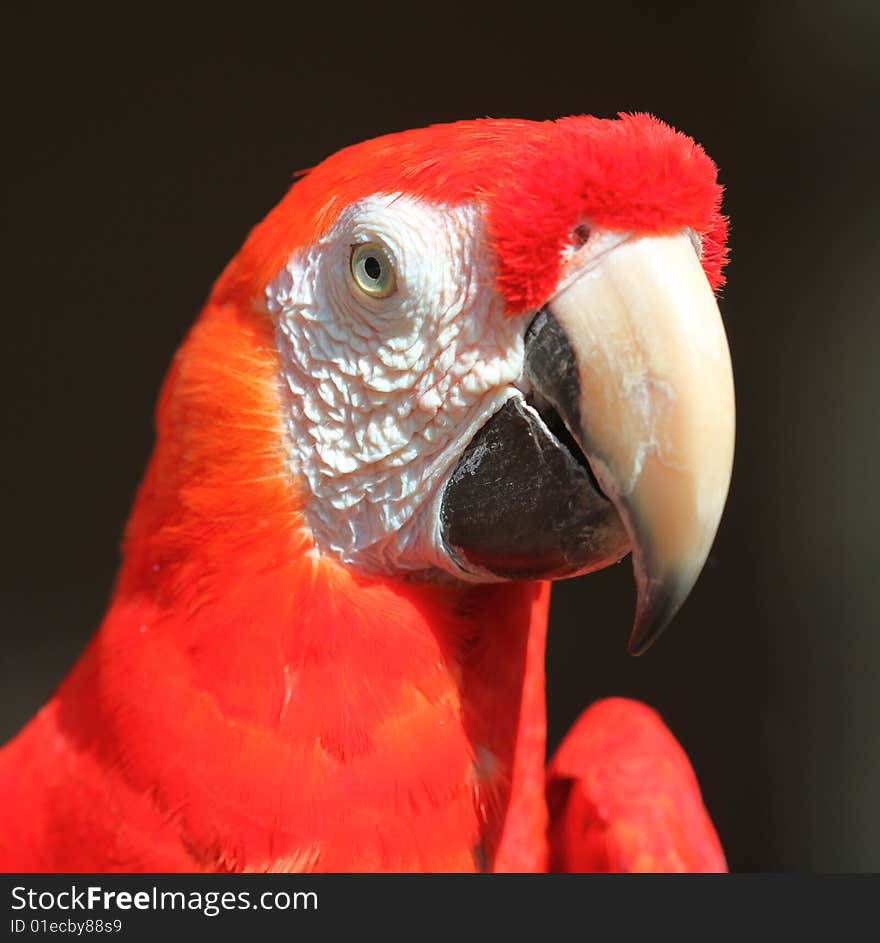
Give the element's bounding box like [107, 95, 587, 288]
[571, 223, 592, 248]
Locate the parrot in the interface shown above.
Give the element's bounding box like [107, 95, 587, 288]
[0, 113, 734, 873]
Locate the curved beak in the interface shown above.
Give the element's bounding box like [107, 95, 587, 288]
[537, 231, 735, 654]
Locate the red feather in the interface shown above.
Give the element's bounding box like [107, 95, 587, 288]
[547, 699, 726, 872]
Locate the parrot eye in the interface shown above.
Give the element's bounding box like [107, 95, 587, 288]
[349, 242, 397, 298]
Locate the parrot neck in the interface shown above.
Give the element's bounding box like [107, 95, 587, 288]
[78, 553, 552, 871]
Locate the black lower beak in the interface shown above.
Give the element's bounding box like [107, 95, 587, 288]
[439, 309, 630, 581]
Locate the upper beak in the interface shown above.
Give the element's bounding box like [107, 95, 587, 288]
[534, 230, 735, 654]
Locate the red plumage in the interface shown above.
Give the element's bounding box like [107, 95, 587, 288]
[547, 699, 726, 872]
[0, 114, 726, 872]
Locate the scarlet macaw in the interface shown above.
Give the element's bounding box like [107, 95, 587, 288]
[0, 114, 733, 872]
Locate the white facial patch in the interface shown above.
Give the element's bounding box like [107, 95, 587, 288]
[266, 194, 529, 577]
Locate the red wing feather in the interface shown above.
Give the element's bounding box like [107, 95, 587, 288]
[547, 698, 726, 872]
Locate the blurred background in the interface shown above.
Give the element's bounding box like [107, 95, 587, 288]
[2, 1, 878, 871]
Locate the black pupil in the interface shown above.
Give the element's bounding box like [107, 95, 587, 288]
[363, 255, 382, 281]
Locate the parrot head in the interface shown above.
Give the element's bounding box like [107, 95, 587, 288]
[134, 113, 733, 657]
[0, 113, 735, 874]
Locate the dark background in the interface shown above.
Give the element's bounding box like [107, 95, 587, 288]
[2, 2, 878, 871]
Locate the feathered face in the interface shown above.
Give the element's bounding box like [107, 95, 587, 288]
[266, 195, 528, 575]
[216, 113, 734, 652]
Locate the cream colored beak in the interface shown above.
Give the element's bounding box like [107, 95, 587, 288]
[546, 230, 735, 653]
